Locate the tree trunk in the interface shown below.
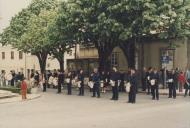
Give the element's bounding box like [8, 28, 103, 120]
[58, 58, 64, 72]
[97, 45, 114, 72]
[119, 41, 135, 68]
[36, 52, 48, 74]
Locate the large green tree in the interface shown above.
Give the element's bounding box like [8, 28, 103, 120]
[0, 0, 58, 74]
[48, 2, 76, 72]
[65, 0, 125, 71]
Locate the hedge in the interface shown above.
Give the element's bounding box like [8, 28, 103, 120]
[0, 86, 31, 94]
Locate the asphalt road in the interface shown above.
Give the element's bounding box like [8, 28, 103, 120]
[0, 89, 190, 128]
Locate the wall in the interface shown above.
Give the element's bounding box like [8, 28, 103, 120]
[143, 39, 188, 70]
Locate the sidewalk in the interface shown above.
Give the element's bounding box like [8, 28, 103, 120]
[0, 93, 41, 104]
[138, 89, 186, 96]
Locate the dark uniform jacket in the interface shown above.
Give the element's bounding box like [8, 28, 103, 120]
[92, 73, 100, 85]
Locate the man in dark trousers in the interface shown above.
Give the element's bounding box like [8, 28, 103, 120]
[146, 67, 153, 95]
[78, 69, 85, 96]
[92, 68, 100, 98]
[110, 67, 120, 101]
[167, 69, 177, 99]
[128, 69, 138, 104]
[142, 67, 147, 91]
[150, 68, 160, 100]
[57, 70, 64, 94]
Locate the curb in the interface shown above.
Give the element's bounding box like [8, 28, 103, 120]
[0, 94, 41, 104]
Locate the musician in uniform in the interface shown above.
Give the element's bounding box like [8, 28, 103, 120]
[100, 71, 106, 93]
[150, 68, 160, 100]
[167, 70, 177, 99]
[92, 68, 100, 98]
[110, 67, 120, 101]
[66, 71, 72, 95]
[57, 70, 64, 94]
[78, 69, 85, 96]
[128, 69, 137, 104]
[146, 67, 153, 95]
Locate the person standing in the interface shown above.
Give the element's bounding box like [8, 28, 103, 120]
[142, 67, 147, 91]
[167, 70, 177, 99]
[34, 71, 40, 86]
[78, 69, 85, 96]
[178, 71, 185, 92]
[146, 67, 153, 95]
[150, 68, 160, 100]
[57, 70, 64, 94]
[0, 70, 6, 86]
[110, 67, 120, 101]
[66, 71, 72, 95]
[128, 69, 138, 104]
[41, 73, 47, 92]
[21, 77, 27, 100]
[92, 68, 100, 98]
[100, 71, 106, 93]
[184, 69, 190, 97]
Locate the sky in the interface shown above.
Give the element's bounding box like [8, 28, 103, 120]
[0, 0, 31, 33]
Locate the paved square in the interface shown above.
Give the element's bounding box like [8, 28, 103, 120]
[0, 89, 190, 128]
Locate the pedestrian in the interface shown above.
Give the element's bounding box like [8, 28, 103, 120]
[6, 71, 12, 86]
[128, 69, 138, 104]
[66, 71, 72, 95]
[178, 71, 185, 92]
[0, 70, 6, 86]
[21, 77, 27, 100]
[57, 70, 64, 94]
[167, 69, 177, 99]
[78, 69, 84, 96]
[92, 68, 100, 98]
[110, 67, 120, 101]
[150, 68, 159, 100]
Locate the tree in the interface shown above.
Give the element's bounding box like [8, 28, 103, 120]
[0, 0, 58, 74]
[20, 9, 57, 74]
[66, 0, 125, 71]
[108, 0, 190, 69]
[48, 2, 75, 72]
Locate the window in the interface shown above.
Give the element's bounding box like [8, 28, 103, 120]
[111, 52, 119, 68]
[11, 51, 14, 59]
[2, 52, 5, 60]
[19, 51, 23, 59]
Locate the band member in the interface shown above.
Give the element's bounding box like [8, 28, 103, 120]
[142, 67, 147, 91]
[110, 67, 120, 101]
[100, 71, 106, 93]
[78, 69, 85, 96]
[167, 70, 177, 99]
[41, 74, 46, 92]
[105, 71, 111, 88]
[57, 70, 64, 94]
[128, 69, 137, 104]
[92, 68, 100, 98]
[150, 68, 160, 100]
[66, 71, 72, 95]
[146, 67, 153, 95]
[184, 69, 190, 97]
